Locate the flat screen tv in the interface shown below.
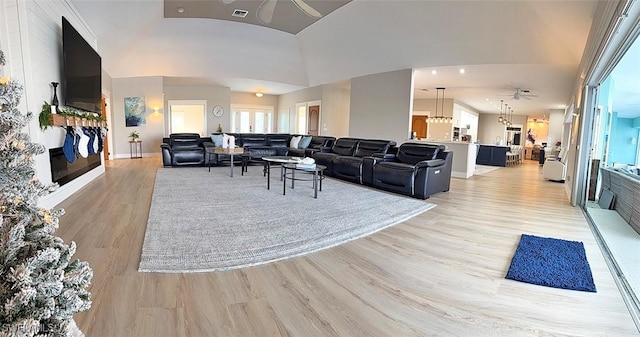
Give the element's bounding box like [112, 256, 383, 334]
[62, 17, 102, 114]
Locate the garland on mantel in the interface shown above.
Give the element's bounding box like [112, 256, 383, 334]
[38, 102, 107, 131]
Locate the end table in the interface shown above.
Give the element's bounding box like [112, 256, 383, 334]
[129, 141, 142, 159]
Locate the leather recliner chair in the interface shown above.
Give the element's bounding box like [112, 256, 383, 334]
[161, 133, 206, 166]
[312, 138, 361, 176]
[331, 139, 394, 183]
[369, 143, 452, 199]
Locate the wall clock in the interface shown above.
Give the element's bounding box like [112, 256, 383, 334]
[212, 105, 224, 117]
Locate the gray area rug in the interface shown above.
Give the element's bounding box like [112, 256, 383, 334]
[139, 166, 435, 273]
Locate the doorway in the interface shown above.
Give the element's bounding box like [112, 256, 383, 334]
[231, 105, 274, 133]
[168, 100, 207, 136]
[308, 105, 319, 136]
[294, 101, 321, 135]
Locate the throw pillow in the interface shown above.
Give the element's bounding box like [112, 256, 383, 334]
[290, 135, 302, 148]
[211, 134, 224, 147]
[298, 136, 312, 149]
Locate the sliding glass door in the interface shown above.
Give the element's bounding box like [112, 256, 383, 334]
[231, 105, 274, 133]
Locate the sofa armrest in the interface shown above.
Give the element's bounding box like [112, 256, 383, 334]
[319, 146, 333, 153]
[415, 158, 446, 169]
[161, 143, 172, 167]
[371, 153, 396, 160]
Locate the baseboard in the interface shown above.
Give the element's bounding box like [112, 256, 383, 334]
[114, 152, 161, 159]
[38, 165, 105, 209]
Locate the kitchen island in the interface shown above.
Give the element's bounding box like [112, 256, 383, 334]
[409, 140, 477, 178]
[475, 144, 508, 167]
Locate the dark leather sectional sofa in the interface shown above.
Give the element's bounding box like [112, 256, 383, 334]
[161, 133, 207, 166]
[161, 133, 452, 199]
[161, 133, 335, 167]
[312, 140, 452, 199]
[313, 138, 395, 183]
[366, 143, 452, 199]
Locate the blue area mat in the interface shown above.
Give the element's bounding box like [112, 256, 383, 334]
[505, 234, 597, 292]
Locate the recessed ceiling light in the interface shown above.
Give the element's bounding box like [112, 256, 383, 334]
[177, 7, 185, 13]
[459, 68, 465, 74]
[431, 70, 437, 75]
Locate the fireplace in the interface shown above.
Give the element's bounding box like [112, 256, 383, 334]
[49, 147, 101, 186]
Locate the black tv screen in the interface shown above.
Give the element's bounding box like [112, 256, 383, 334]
[62, 17, 102, 114]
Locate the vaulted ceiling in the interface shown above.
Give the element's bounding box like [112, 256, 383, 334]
[71, 0, 600, 119]
[164, 0, 351, 34]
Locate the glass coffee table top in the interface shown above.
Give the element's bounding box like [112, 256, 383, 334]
[261, 156, 303, 163]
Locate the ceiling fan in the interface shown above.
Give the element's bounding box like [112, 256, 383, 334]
[507, 88, 538, 100]
[220, 0, 322, 24]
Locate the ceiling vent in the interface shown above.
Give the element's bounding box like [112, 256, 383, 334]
[232, 9, 248, 18]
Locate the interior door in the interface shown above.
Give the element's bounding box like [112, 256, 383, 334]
[412, 115, 427, 139]
[308, 105, 319, 136]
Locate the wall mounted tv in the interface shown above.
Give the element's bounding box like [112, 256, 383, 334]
[62, 17, 102, 114]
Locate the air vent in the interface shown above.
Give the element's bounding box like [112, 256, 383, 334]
[232, 9, 248, 18]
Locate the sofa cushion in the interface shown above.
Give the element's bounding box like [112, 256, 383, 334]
[171, 133, 202, 150]
[290, 135, 302, 148]
[210, 134, 224, 147]
[372, 162, 416, 194]
[397, 143, 444, 165]
[240, 134, 267, 147]
[354, 140, 392, 157]
[332, 156, 365, 183]
[331, 138, 360, 156]
[309, 136, 333, 149]
[298, 136, 312, 149]
[267, 134, 290, 148]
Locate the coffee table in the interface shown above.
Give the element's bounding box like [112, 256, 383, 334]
[261, 156, 303, 189]
[282, 163, 326, 199]
[208, 147, 245, 177]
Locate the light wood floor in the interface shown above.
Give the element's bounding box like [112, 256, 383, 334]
[56, 158, 639, 337]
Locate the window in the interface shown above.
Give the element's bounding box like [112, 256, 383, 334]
[296, 104, 307, 134]
[231, 105, 274, 133]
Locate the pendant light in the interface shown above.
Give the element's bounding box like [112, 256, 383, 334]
[429, 87, 450, 124]
[502, 104, 508, 125]
[498, 100, 504, 123]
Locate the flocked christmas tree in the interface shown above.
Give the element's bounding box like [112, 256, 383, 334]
[0, 49, 92, 336]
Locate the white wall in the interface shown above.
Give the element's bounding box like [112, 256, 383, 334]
[478, 113, 528, 145]
[350, 69, 413, 144]
[547, 109, 565, 146]
[112, 77, 164, 158]
[478, 114, 506, 145]
[321, 81, 350, 138]
[1, 0, 106, 208]
[277, 81, 350, 137]
[163, 84, 231, 137]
